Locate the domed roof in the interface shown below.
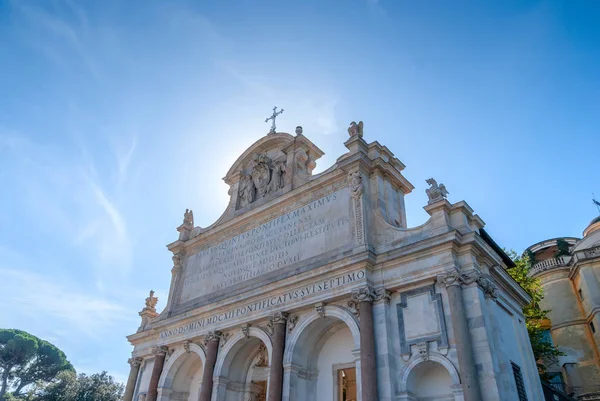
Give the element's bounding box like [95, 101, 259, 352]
[572, 216, 600, 252]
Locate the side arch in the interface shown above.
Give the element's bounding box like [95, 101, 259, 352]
[158, 342, 206, 389]
[398, 353, 461, 393]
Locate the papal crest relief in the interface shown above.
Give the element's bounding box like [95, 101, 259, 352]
[238, 153, 286, 209]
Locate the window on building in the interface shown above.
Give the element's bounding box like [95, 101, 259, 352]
[578, 288, 584, 300]
[591, 321, 596, 334]
[511, 362, 529, 401]
[337, 368, 357, 401]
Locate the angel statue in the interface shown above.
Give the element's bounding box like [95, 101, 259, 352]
[348, 121, 364, 138]
[425, 178, 449, 204]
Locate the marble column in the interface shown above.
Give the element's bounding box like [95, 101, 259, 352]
[372, 289, 394, 401]
[268, 312, 288, 401]
[351, 286, 379, 401]
[146, 347, 168, 401]
[123, 357, 142, 401]
[438, 271, 483, 401]
[198, 331, 222, 401]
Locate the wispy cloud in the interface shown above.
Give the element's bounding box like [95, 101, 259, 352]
[11, 0, 102, 80]
[0, 127, 134, 279]
[0, 267, 129, 341]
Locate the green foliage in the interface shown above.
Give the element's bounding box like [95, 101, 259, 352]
[35, 371, 123, 401]
[555, 238, 570, 257]
[0, 329, 73, 399]
[505, 251, 564, 377]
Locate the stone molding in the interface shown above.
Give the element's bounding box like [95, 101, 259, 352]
[241, 324, 251, 339]
[315, 302, 326, 318]
[396, 285, 449, 358]
[219, 332, 230, 348]
[437, 269, 499, 299]
[287, 315, 299, 332]
[203, 330, 223, 346]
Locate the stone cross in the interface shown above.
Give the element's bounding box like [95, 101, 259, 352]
[265, 106, 284, 134]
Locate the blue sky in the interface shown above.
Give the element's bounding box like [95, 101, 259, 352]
[1, 0, 599, 383]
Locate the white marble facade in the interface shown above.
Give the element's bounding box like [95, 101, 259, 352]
[125, 125, 544, 401]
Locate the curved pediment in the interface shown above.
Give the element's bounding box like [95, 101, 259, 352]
[177, 131, 326, 239]
[224, 133, 296, 185]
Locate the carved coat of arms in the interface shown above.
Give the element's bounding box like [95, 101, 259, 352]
[250, 154, 271, 198]
[238, 153, 286, 209]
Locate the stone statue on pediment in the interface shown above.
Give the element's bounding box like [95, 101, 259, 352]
[145, 290, 158, 311]
[267, 161, 286, 194]
[239, 174, 256, 208]
[182, 209, 194, 228]
[348, 121, 364, 138]
[425, 178, 449, 204]
[295, 148, 309, 174]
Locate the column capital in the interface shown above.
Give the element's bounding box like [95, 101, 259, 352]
[437, 270, 461, 287]
[152, 346, 169, 357]
[437, 269, 498, 299]
[351, 285, 377, 303]
[127, 357, 143, 367]
[269, 311, 289, 324]
[373, 287, 392, 304]
[203, 330, 223, 345]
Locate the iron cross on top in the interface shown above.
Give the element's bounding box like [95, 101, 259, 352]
[265, 106, 284, 134]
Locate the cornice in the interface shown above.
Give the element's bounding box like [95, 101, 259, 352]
[490, 265, 531, 306]
[136, 255, 373, 338]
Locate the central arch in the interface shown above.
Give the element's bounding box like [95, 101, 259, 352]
[213, 327, 274, 401]
[283, 305, 361, 401]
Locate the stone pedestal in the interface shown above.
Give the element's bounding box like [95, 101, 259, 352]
[123, 357, 142, 401]
[268, 312, 288, 401]
[198, 331, 222, 401]
[146, 347, 168, 401]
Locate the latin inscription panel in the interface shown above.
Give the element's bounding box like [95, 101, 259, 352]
[179, 187, 352, 304]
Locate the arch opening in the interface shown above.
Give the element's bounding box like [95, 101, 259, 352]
[287, 314, 359, 401]
[215, 336, 270, 401]
[406, 360, 454, 401]
[158, 350, 203, 401]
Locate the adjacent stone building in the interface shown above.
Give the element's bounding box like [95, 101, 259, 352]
[124, 122, 544, 401]
[526, 217, 600, 400]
